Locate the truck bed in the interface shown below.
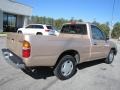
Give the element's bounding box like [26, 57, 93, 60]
[5, 33, 90, 67]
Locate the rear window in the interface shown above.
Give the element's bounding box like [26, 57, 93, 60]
[61, 24, 87, 35]
[26, 25, 44, 29]
[46, 26, 53, 29]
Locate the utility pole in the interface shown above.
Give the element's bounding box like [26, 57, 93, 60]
[109, 0, 115, 39]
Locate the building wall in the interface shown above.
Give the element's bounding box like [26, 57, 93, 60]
[0, 0, 32, 32]
[23, 16, 29, 27]
[0, 9, 3, 32]
[16, 15, 24, 28]
[17, 16, 30, 28]
[0, 0, 32, 16]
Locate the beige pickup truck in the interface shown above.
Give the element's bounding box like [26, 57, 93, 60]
[2, 22, 117, 80]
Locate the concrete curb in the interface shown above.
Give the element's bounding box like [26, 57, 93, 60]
[0, 34, 7, 37]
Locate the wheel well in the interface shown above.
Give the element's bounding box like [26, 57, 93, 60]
[55, 50, 80, 67]
[111, 48, 117, 55]
[36, 32, 42, 35]
[18, 31, 22, 33]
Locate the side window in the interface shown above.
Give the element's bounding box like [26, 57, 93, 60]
[47, 26, 53, 29]
[26, 25, 44, 29]
[33, 25, 44, 29]
[61, 24, 87, 35]
[26, 25, 32, 28]
[91, 25, 105, 40]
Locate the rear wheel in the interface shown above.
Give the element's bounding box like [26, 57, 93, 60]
[18, 31, 22, 34]
[105, 50, 114, 64]
[54, 55, 77, 80]
[36, 32, 42, 35]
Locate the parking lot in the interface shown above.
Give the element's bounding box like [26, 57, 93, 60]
[0, 37, 120, 90]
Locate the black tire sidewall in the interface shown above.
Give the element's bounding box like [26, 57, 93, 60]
[54, 55, 77, 80]
[18, 31, 22, 34]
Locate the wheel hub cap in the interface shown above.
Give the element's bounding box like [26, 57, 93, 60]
[109, 52, 114, 62]
[61, 60, 73, 76]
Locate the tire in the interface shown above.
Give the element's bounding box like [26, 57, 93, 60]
[54, 55, 77, 80]
[105, 50, 114, 64]
[36, 33, 42, 35]
[18, 31, 22, 34]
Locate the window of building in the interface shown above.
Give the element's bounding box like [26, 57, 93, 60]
[3, 13, 17, 32]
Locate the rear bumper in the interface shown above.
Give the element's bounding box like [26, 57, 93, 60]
[1, 48, 25, 69]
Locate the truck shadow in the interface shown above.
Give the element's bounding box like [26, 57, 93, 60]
[22, 67, 54, 79]
[77, 59, 104, 70]
[22, 59, 104, 80]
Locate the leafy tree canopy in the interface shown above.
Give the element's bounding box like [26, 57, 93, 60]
[111, 22, 120, 38]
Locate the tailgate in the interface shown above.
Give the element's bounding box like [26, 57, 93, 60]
[7, 33, 24, 58]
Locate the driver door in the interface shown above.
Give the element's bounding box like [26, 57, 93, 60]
[90, 25, 109, 60]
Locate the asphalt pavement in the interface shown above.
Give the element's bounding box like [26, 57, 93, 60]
[0, 37, 120, 90]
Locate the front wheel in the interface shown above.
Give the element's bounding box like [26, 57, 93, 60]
[54, 55, 77, 80]
[18, 31, 22, 34]
[105, 50, 115, 64]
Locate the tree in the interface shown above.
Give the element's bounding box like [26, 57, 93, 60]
[92, 21, 100, 26]
[78, 19, 83, 22]
[70, 17, 74, 22]
[29, 16, 84, 30]
[54, 19, 63, 30]
[111, 22, 120, 38]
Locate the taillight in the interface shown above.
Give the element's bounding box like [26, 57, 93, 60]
[45, 29, 50, 32]
[22, 40, 31, 58]
[22, 49, 30, 58]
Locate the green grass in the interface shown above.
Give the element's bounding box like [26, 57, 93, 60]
[0, 32, 6, 34]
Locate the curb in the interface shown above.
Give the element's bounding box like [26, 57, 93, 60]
[0, 34, 7, 37]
